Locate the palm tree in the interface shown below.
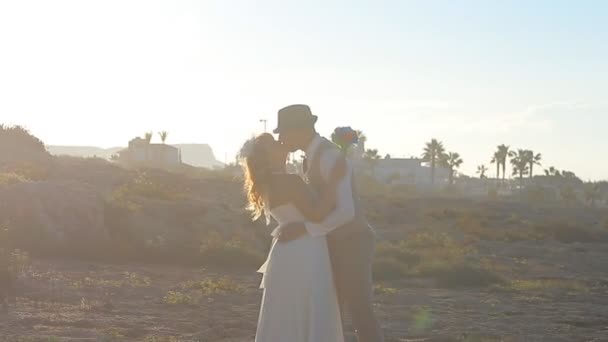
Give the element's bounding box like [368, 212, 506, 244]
[562, 170, 578, 179]
[363, 148, 381, 177]
[144, 131, 153, 143]
[510, 149, 530, 189]
[422, 139, 446, 185]
[356, 130, 367, 149]
[441, 152, 463, 185]
[525, 150, 542, 179]
[490, 152, 501, 179]
[544, 166, 561, 177]
[497, 144, 511, 180]
[158, 131, 169, 144]
[477, 165, 489, 179]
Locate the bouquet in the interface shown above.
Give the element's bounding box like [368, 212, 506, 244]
[331, 126, 359, 154]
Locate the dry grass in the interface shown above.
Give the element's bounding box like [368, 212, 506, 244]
[164, 276, 243, 306]
[455, 213, 539, 242]
[374, 232, 505, 288]
[532, 221, 608, 243]
[70, 272, 151, 290]
[507, 279, 589, 293]
[418, 262, 505, 288]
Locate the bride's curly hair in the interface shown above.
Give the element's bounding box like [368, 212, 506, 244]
[239, 133, 275, 221]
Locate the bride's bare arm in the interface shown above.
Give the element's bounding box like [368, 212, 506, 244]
[287, 157, 347, 222]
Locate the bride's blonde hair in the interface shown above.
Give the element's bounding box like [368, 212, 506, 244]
[239, 133, 275, 221]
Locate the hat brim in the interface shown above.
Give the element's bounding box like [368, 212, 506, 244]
[273, 115, 317, 134]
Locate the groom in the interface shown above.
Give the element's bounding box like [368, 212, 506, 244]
[273, 104, 384, 342]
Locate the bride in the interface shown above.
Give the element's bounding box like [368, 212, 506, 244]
[240, 133, 346, 342]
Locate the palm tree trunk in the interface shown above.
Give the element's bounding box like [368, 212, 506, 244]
[431, 159, 435, 185]
[529, 163, 534, 179]
[496, 163, 500, 179]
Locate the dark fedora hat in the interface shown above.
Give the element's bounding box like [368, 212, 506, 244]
[273, 104, 318, 134]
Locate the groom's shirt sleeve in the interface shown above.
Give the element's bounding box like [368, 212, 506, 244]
[304, 148, 356, 237]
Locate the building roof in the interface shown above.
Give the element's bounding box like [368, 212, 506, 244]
[148, 143, 178, 151]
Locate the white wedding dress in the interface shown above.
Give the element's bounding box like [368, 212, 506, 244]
[255, 203, 344, 342]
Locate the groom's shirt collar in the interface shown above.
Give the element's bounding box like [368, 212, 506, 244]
[305, 133, 323, 161]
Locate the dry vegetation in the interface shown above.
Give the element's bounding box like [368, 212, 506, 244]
[1, 126, 608, 341]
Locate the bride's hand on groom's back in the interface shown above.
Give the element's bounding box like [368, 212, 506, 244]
[277, 222, 308, 243]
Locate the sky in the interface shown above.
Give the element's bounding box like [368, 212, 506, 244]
[0, 0, 607, 180]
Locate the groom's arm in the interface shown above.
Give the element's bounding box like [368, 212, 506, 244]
[278, 149, 355, 242]
[304, 148, 355, 236]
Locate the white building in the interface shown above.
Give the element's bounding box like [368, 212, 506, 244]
[372, 157, 450, 186]
[116, 137, 181, 168]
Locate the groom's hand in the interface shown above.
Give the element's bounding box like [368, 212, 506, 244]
[277, 223, 308, 243]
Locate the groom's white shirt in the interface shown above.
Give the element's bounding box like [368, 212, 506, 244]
[303, 134, 355, 237]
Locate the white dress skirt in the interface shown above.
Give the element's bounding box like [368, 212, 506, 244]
[255, 204, 344, 342]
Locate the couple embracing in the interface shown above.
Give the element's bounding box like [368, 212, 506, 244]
[239, 104, 384, 342]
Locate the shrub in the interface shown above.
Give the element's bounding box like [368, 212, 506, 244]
[2, 161, 51, 181]
[179, 276, 242, 295]
[402, 232, 458, 250]
[113, 171, 185, 201]
[533, 222, 608, 243]
[508, 279, 588, 293]
[198, 232, 265, 269]
[376, 242, 421, 266]
[373, 284, 399, 296]
[0, 124, 49, 164]
[373, 258, 408, 281]
[0, 172, 28, 186]
[560, 185, 579, 206]
[487, 185, 498, 199]
[163, 291, 196, 305]
[526, 185, 552, 203]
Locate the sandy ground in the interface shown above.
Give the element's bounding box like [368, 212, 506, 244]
[2, 237, 608, 342]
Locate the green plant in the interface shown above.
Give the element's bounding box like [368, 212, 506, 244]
[163, 291, 196, 305]
[179, 276, 242, 295]
[373, 284, 399, 296]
